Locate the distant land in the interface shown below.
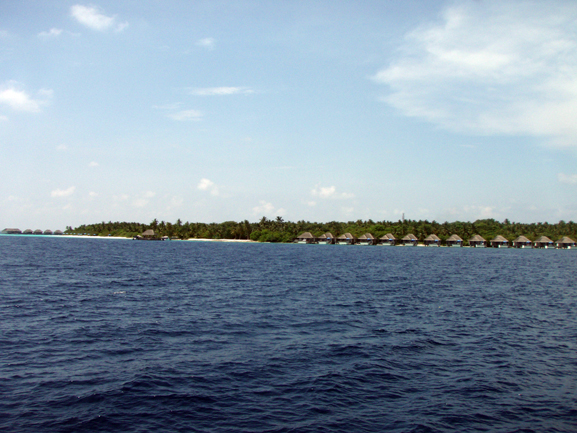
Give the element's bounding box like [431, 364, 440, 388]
[46, 218, 577, 245]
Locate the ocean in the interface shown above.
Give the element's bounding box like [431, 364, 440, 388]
[1, 235, 576, 432]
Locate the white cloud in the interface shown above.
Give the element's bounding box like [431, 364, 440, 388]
[143, 191, 156, 198]
[558, 173, 577, 184]
[167, 109, 203, 121]
[197, 178, 219, 196]
[253, 200, 286, 217]
[0, 115, 7, 121]
[311, 185, 354, 199]
[441, 205, 500, 221]
[373, 0, 577, 146]
[88, 191, 98, 197]
[132, 198, 149, 208]
[189, 87, 254, 96]
[196, 37, 215, 50]
[89, 161, 99, 167]
[307, 201, 316, 207]
[0, 82, 51, 113]
[51, 186, 76, 198]
[56, 144, 67, 151]
[38, 28, 63, 38]
[113, 193, 129, 201]
[70, 5, 128, 32]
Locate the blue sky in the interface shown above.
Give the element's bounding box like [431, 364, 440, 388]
[2, 0, 577, 230]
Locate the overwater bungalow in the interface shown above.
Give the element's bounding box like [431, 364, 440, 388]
[424, 234, 441, 247]
[357, 233, 377, 245]
[134, 229, 161, 240]
[490, 235, 509, 248]
[23, 229, 33, 234]
[1, 228, 21, 234]
[33, 229, 43, 235]
[379, 233, 396, 246]
[446, 234, 463, 247]
[53, 230, 63, 235]
[533, 236, 554, 249]
[401, 234, 418, 246]
[43, 229, 53, 235]
[336, 233, 356, 245]
[469, 235, 487, 248]
[317, 232, 335, 245]
[295, 232, 317, 244]
[512, 236, 532, 248]
[555, 236, 576, 249]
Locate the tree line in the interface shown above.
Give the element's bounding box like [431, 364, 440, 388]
[66, 217, 577, 244]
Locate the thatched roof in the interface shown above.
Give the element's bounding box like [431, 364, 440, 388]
[337, 233, 356, 239]
[424, 234, 440, 241]
[34, 229, 43, 234]
[469, 234, 486, 242]
[380, 233, 396, 240]
[54, 230, 63, 235]
[556, 236, 576, 244]
[358, 233, 375, 240]
[43, 230, 52, 235]
[142, 229, 156, 236]
[446, 234, 463, 242]
[1, 228, 21, 234]
[402, 234, 418, 241]
[318, 232, 335, 239]
[297, 232, 315, 239]
[534, 236, 553, 243]
[513, 236, 531, 243]
[491, 235, 509, 242]
[23, 229, 33, 234]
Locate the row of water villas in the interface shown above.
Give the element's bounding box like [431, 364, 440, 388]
[1, 228, 63, 235]
[294, 232, 576, 249]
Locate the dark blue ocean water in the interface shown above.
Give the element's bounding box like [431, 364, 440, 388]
[1, 235, 577, 432]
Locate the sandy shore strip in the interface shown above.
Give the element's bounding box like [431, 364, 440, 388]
[61, 235, 255, 242]
[62, 235, 131, 240]
[184, 238, 255, 243]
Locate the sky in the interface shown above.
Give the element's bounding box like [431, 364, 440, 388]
[2, 0, 577, 230]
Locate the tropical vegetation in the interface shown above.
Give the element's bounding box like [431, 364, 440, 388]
[65, 218, 577, 245]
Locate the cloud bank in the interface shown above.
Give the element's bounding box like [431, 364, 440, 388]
[196, 37, 215, 50]
[38, 28, 63, 38]
[168, 109, 203, 121]
[51, 186, 76, 198]
[0, 82, 51, 113]
[70, 5, 128, 32]
[311, 185, 354, 200]
[373, 0, 577, 146]
[189, 87, 254, 96]
[558, 173, 577, 185]
[253, 201, 286, 217]
[198, 178, 219, 196]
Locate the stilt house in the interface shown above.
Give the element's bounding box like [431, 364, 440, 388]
[295, 232, 317, 244]
[533, 236, 554, 249]
[446, 234, 463, 247]
[336, 233, 356, 245]
[490, 235, 509, 248]
[469, 235, 487, 248]
[379, 233, 396, 246]
[512, 236, 532, 248]
[424, 234, 441, 247]
[401, 234, 418, 246]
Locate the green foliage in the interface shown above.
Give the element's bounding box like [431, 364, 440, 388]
[68, 217, 577, 244]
